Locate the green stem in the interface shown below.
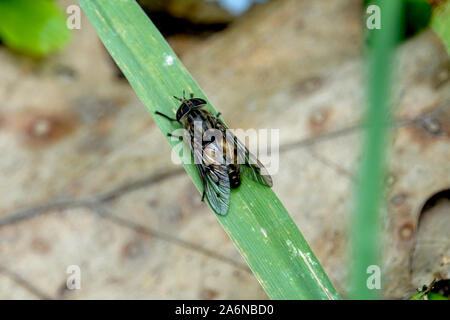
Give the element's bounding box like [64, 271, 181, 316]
[351, 0, 403, 299]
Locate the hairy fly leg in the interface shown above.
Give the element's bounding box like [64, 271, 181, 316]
[155, 111, 177, 121]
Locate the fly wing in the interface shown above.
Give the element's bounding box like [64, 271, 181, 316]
[226, 131, 273, 187]
[196, 163, 230, 216]
[191, 125, 230, 215]
[190, 98, 207, 107]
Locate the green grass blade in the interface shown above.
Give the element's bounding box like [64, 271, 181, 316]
[78, 0, 340, 300]
[351, 0, 403, 299]
[432, 0, 450, 54]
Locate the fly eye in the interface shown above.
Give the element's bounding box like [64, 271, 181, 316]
[182, 105, 189, 114]
[191, 99, 206, 107]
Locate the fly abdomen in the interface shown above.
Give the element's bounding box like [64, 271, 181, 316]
[228, 164, 241, 188]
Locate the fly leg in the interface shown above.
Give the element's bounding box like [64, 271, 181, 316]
[155, 111, 177, 121]
[167, 132, 183, 141]
[200, 173, 207, 202]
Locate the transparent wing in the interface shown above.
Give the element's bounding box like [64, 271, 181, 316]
[196, 163, 230, 216]
[226, 131, 273, 187]
[240, 162, 272, 187]
[190, 127, 230, 215]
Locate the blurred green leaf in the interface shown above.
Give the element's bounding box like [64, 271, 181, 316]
[432, 0, 450, 54]
[427, 292, 449, 300]
[410, 282, 432, 300]
[364, 0, 431, 47]
[352, 0, 403, 300]
[0, 0, 70, 56]
[409, 279, 450, 300]
[403, 0, 432, 38]
[410, 290, 427, 300]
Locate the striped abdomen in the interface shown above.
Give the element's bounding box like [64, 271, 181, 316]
[228, 164, 241, 188]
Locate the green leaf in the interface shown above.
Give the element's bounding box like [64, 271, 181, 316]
[364, 0, 431, 47]
[0, 0, 70, 56]
[409, 280, 447, 300]
[432, 0, 450, 54]
[403, 0, 432, 39]
[78, 0, 340, 300]
[410, 291, 427, 300]
[351, 0, 404, 299]
[427, 292, 448, 300]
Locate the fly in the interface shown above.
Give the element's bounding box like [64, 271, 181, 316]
[155, 91, 272, 215]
